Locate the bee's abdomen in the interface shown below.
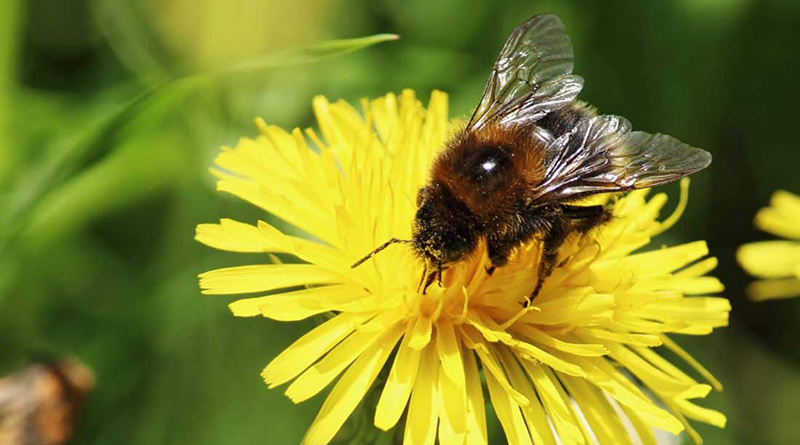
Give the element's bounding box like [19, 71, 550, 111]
[536, 100, 597, 138]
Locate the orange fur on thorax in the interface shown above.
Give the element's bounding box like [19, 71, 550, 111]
[431, 123, 547, 223]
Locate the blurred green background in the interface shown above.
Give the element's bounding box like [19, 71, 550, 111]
[1, 0, 799, 444]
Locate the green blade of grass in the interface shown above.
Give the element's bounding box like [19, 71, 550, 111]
[215, 34, 400, 76]
[5, 32, 398, 253]
[20, 130, 185, 252]
[90, 0, 173, 82]
[10, 32, 398, 220]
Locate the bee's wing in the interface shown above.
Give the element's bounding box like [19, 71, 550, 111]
[529, 115, 712, 203]
[468, 14, 583, 130]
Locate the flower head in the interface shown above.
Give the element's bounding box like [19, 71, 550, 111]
[197, 90, 729, 445]
[737, 190, 800, 300]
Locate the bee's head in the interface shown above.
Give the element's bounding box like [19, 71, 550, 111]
[412, 182, 481, 265]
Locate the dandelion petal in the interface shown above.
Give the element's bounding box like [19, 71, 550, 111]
[374, 323, 422, 430]
[302, 324, 404, 445]
[199, 264, 343, 295]
[404, 344, 440, 445]
[262, 312, 373, 388]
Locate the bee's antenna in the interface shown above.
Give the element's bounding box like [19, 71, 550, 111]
[351, 238, 412, 269]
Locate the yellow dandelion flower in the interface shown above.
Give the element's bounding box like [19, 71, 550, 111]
[196, 90, 729, 445]
[737, 190, 800, 301]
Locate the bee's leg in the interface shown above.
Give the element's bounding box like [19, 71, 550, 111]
[418, 264, 438, 294]
[487, 209, 543, 273]
[417, 264, 429, 294]
[487, 209, 547, 280]
[532, 222, 567, 299]
[486, 234, 515, 274]
[561, 204, 611, 233]
[420, 271, 438, 294]
[530, 204, 610, 299]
